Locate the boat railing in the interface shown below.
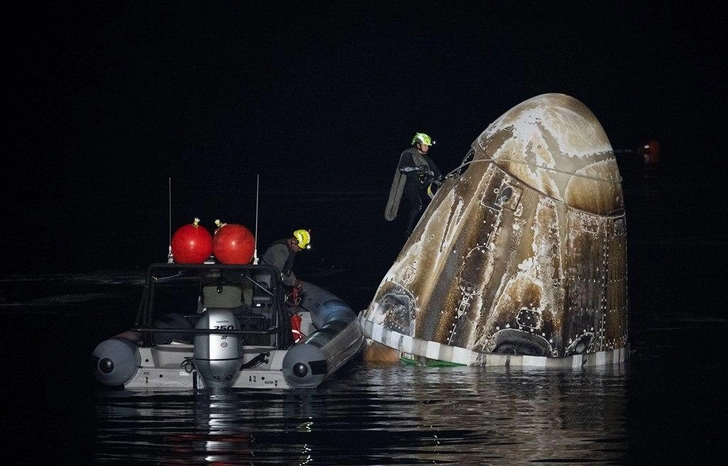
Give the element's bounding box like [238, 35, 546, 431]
[135, 262, 292, 349]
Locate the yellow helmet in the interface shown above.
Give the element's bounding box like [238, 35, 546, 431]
[293, 229, 311, 249]
[411, 132, 435, 146]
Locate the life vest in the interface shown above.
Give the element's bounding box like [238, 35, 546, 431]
[290, 313, 304, 343]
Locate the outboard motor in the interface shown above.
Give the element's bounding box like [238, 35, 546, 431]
[193, 309, 244, 389]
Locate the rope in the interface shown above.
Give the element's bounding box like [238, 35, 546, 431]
[449, 158, 623, 184]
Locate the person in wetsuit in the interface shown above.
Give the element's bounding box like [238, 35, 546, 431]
[261, 229, 311, 292]
[397, 132, 442, 235]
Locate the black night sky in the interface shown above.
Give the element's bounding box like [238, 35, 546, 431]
[4, 6, 728, 463]
[5, 2, 726, 274]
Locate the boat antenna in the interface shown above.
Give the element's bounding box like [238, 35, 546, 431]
[167, 177, 173, 263]
[253, 174, 260, 264]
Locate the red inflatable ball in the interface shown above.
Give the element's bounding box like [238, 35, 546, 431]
[171, 218, 213, 264]
[639, 139, 660, 167]
[212, 220, 255, 264]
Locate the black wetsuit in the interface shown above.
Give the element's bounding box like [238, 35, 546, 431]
[397, 147, 442, 234]
[261, 239, 297, 287]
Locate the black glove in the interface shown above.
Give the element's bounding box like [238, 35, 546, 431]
[418, 171, 434, 184]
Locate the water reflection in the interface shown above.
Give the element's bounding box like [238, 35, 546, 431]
[94, 363, 627, 464]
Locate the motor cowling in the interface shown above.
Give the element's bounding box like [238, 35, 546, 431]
[193, 309, 244, 389]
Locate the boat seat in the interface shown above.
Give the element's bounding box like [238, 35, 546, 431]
[198, 273, 253, 314]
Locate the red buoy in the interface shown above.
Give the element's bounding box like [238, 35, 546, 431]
[638, 139, 660, 167]
[212, 220, 255, 264]
[171, 218, 213, 264]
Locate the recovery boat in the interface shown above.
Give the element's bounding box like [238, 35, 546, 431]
[92, 262, 364, 390]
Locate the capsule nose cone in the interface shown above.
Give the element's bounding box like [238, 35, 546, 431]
[478, 93, 623, 214]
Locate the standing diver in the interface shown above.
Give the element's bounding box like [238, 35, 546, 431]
[261, 229, 311, 292]
[385, 132, 443, 236]
[261, 229, 311, 342]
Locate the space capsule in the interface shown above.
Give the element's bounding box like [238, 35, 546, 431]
[360, 93, 629, 367]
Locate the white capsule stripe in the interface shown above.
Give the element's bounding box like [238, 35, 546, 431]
[358, 314, 627, 368]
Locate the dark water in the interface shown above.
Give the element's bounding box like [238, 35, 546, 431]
[2, 278, 725, 465]
[3, 163, 727, 464]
